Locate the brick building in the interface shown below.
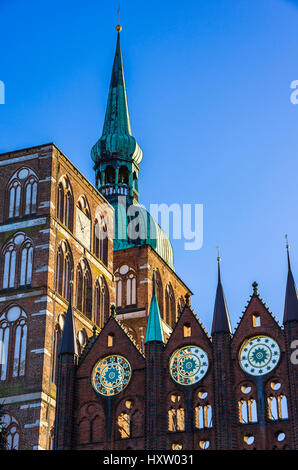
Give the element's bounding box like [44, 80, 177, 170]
[0, 28, 297, 450]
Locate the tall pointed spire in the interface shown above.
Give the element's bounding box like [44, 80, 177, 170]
[211, 249, 232, 335]
[58, 283, 78, 356]
[145, 271, 165, 344]
[91, 27, 142, 165]
[283, 236, 298, 324]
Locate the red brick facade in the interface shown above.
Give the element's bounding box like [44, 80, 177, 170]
[0, 143, 190, 450]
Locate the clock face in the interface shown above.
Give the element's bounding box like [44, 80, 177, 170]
[76, 207, 91, 250]
[239, 335, 280, 377]
[169, 345, 209, 386]
[91, 355, 132, 397]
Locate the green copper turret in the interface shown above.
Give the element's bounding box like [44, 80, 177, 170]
[91, 30, 142, 203]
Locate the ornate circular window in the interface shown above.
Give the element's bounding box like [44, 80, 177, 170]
[239, 336, 280, 376]
[91, 355, 132, 397]
[169, 345, 209, 386]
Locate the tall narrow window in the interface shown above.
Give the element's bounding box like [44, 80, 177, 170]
[0, 306, 27, 381]
[126, 273, 136, 306]
[2, 415, 20, 450]
[6, 167, 38, 220]
[56, 241, 73, 299]
[8, 181, 21, 218]
[117, 413, 130, 439]
[2, 233, 33, 290]
[20, 243, 33, 286]
[94, 280, 101, 326]
[76, 259, 92, 319]
[57, 177, 74, 231]
[24, 177, 38, 215]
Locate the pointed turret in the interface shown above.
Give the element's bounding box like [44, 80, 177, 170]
[145, 271, 165, 344]
[211, 254, 232, 335]
[91, 26, 142, 202]
[58, 283, 78, 356]
[283, 242, 298, 324]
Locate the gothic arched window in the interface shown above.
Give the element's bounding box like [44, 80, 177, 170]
[52, 320, 63, 384]
[2, 414, 20, 450]
[165, 283, 175, 326]
[93, 215, 108, 266]
[2, 233, 33, 289]
[155, 269, 163, 319]
[57, 177, 74, 231]
[114, 265, 136, 309]
[7, 167, 38, 220]
[55, 241, 73, 299]
[76, 259, 92, 320]
[0, 306, 27, 381]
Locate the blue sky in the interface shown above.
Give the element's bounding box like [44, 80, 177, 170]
[1, 0, 298, 332]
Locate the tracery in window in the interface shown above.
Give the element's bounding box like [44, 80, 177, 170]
[268, 395, 288, 421]
[93, 215, 108, 266]
[2, 233, 33, 289]
[7, 167, 38, 219]
[56, 241, 73, 299]
[114, 265, 136, 308]
[2, 414, 20, 450]
[57, 176, 74, 231]
[0, 306, 27, 381]
[195, 391, 213, 429]
[76, 259, 92, 319]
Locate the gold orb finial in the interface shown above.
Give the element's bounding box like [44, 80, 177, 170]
[285, 234, 289, 250]
[216, 246, 221, 262]
[116, 24, 122, 32]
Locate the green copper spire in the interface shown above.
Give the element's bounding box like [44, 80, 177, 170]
[145, 271, 165, 344]
[91, 31, 142, 165]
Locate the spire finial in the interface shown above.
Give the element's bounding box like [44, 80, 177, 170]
[252, 281, 258, 295]
[216, 246, 221, 282]
[285, 234, 291, 270]
[116, 6, 122, 31]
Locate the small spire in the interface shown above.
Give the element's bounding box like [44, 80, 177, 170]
[252, 281, 259, 296]
[283, 236, 298, 323]
[145, 271, 165, 344]
[185, 292, 190, 306]
[211, 250, 232, 335]
[58, 282, 78, 356]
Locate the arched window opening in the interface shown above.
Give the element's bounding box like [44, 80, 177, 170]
[268, 395, 288, 420]
[105, 166, 115, 185]
[0, 306, 27, 381]
[77, 330, 87, 356]
[155, 270, 163, 319]
[77, 195, 91, 219]
[238, 399, 258, 424]
[126, 273, 136, 306]
[76, 265, 83, 311]
[199, 440, 210, 450]
[56, 242, 73, 299]
[114, 266, 136, 309]
[2, 233, 33, 290]
[168, 408, 185, 432]
[195, 405, 212, 429]
[117, 413, 130, 439]
[165, 284, 175, 327]
[7, 167, 38, 220]
[24, 176, 38, 215]
[57, 177, 74, 231]
[119, 166, 129, 185]
[8, 181, 21, 218]
[101, 277, 110, 324]
[115, 275, 122, 308]
[93, 216, 108, 266]
[52, 323, 63, 384]
[2, 414, 20, 450]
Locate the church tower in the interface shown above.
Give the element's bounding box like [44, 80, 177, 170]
[90, 26, 191, 347]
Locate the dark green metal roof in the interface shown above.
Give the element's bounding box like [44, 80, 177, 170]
[91, 32, 142, 165]
[145, 272, 165, 344]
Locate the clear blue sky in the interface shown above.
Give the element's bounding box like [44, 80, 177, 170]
[1, 0, 298, 333]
